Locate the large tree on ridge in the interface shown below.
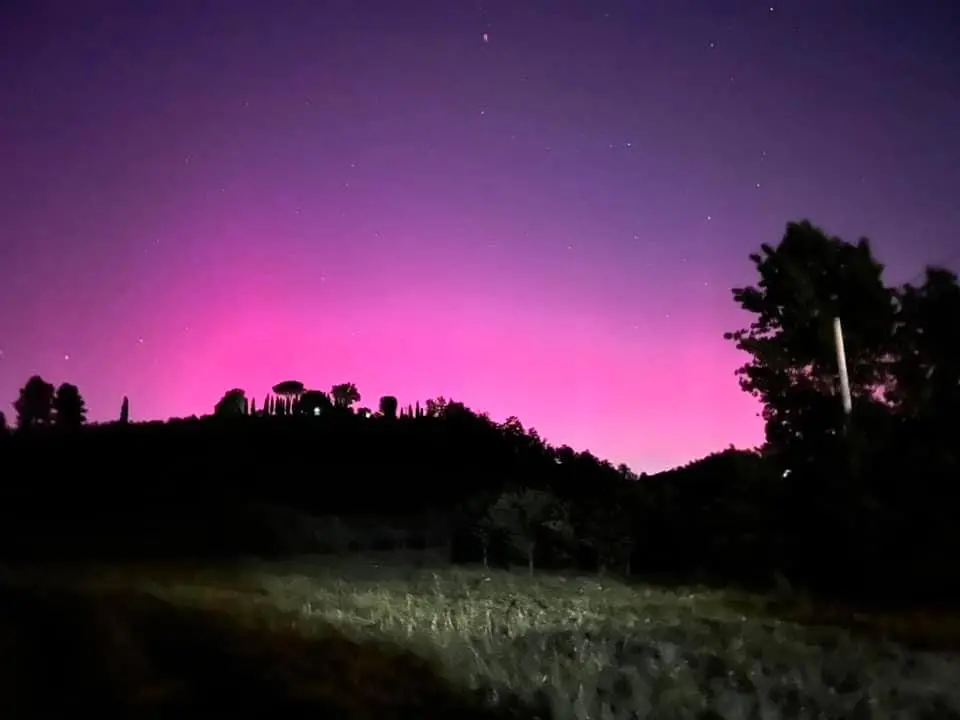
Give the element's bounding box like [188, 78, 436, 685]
[724, 220, 896, 462]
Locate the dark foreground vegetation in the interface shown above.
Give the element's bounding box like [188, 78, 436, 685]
[0, 578, 526, 719]
[8, 555, 957, 720]
[0, 220, 957, 716]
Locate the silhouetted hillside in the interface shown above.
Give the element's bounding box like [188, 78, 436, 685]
[1, 219, 958, 610]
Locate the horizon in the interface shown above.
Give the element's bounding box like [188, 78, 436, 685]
[1, 1, 957, 474]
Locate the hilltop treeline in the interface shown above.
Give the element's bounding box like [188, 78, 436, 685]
[0, 402, 648, 563]
[0, 219, 957, 609]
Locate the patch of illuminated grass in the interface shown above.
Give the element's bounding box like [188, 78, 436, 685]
[67, 554, 960, 719]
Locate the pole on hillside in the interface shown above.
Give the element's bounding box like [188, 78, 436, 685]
[833, 317, 852, 420]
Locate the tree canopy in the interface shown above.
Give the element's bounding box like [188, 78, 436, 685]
[14, 375, 56, 429]
[272, 380, 305, 397]
[724, 221, 895, 459]
[331, 382, 360, 409]
[53, 383, 87, 428]
[214, 389, 248, 417]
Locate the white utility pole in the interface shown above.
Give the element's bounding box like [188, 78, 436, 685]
[832, 316, 852, 417]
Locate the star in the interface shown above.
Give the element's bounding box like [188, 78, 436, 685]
[482, 32, 489, 43]
[64, 353, 70, 361]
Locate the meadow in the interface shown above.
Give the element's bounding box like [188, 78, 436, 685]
[4, 550, 958, 719]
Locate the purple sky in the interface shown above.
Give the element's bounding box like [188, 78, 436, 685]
[1, 1, 958, 472]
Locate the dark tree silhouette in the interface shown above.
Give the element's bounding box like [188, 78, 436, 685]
[577, 490, 637, 575]
[720, 220, 955, 596]
[272, 380, 305, 414]
[379, 395, 398, 419]
[298, 390, 332, 416]
[888, 267, 960, 424]
[457, 493, 500, 567]
[882, 266, 960, 571]
[214, 389, 247, 417]
[488, 489, 568, 575]
[53, 383, 87, 427]
[119, 395, 129, 423]
[331, 382, 360, 410]
[724, 220, 895, 461]
[14, 375, 56, 429]
[425, 396, 448, 417]
[0, 410, 7, 434]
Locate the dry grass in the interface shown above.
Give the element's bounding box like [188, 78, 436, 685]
[0, 579, 511, 718]
[6, 552, 960, 719]
[755, 593, 960, 654]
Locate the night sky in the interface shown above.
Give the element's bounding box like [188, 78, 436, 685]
[1, 1, 958, 472]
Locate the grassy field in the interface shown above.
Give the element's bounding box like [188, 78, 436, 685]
[5, 551, 960, 718]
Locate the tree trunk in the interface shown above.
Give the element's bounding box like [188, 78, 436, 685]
[527, 542, 535, 576]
